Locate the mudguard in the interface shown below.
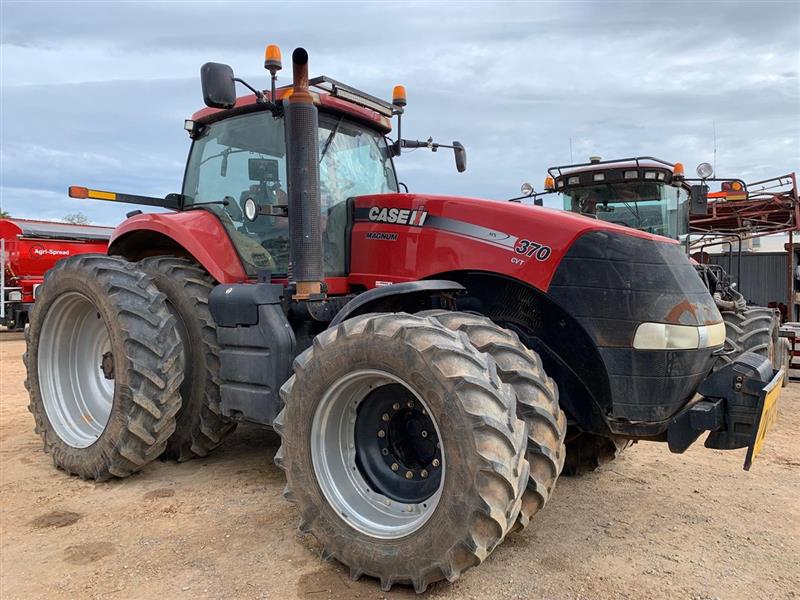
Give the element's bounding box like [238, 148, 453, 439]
[108, 211, 247, 283]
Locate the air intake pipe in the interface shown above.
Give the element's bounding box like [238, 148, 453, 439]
[285, 47, 324, 299]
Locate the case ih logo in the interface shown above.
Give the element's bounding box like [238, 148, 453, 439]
[30, 244, 71, 257]
[368, 206, 428, 227]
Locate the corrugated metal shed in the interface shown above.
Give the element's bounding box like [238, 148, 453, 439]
[709, 252, 788, 307]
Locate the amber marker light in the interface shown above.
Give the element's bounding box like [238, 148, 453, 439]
[68, 186, 89, 199]
[544, 176, 555, 191]
[673, 162, 685, 178]
[392, 85, 407, 108]
[264, 45, 282, 72]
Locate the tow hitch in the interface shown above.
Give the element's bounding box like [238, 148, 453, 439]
[667, 352, 784, 470]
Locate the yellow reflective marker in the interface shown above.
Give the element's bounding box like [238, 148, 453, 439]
[87, 190, 117, 201]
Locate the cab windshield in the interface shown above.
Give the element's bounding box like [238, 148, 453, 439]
[182, 111, 398, 276]
[561, 181, 688, 239]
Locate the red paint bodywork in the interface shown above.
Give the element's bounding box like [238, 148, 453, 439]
[108, 194, 673, 294]
[110, 211, 248, 283]
[348, 194, 673, 291]
[0, 219, 111, 303]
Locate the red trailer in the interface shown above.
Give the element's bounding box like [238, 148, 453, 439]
[0, 218, 112, 330]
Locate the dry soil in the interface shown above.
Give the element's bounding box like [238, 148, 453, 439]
[1, 337, 798, 599]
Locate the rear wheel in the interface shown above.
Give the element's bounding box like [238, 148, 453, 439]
[139, 257, 235, 461]
[24, 255, 183, 480]
[275, 313, 528, 593]
[418, 310, 566, 531]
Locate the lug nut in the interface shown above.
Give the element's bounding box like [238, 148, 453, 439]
[421, 469, 428, 479]
[407, 401, 414, 408]
[382, 413, 390, 422]
[381, 448, 389, 455]
[392, 402, 400, 410]
[391, 463, 399, 471]
[405, 471, 413, 479]
[432, 458, 440, 468]
[378, 430, 385, 438]
[421, 430, 428, 438]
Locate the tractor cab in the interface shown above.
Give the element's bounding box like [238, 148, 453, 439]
[547, 157, 691, 240]
[182, 96, 399, 276]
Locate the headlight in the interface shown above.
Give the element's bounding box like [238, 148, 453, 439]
[8, 290, 22, 302]
[633, 322, 725, 350]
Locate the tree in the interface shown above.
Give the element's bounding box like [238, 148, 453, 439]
[62, 213, 90, 225]
[0, 210, 10, 219]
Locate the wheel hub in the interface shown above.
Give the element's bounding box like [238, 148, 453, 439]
[354, 384, 442, 503]
[100, 351, 115, 380]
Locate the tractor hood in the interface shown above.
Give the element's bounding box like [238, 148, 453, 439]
[349, 192, 676, 291]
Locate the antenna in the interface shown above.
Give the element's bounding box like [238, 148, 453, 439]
[569, 137, 573, 162]
[713, 120, 717, 175]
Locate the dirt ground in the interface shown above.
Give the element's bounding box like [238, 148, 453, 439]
[1, 336, 798, 600]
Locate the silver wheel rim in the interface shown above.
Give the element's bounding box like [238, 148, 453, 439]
[38, 292, 115, 448]
[310, 369, 445, 539]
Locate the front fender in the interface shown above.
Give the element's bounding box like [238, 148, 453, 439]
[109, 211, 247, 283]
[328, 280, 465, 328]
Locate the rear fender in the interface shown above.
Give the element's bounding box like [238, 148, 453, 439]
[108, 211, 247, 283]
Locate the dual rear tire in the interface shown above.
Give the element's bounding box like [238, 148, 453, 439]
[25, 255, 235, 479]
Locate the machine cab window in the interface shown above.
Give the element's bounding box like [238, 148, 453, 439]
[182, 111, 398, 277]
[561, 181, 689, 239]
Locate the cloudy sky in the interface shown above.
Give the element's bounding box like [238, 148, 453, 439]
[1, 1, 798, 225]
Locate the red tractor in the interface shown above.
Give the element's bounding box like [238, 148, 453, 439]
[26, 47, 784, 592]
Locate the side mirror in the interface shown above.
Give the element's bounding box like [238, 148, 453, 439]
[201, 62, 237, 109]
[453, 141, 467, 173]
[690, 184, 709, 215]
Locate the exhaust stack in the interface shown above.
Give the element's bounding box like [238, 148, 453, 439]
[285, 47, 324, 299]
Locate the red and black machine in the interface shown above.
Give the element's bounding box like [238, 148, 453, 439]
[25, 46, 785, 592]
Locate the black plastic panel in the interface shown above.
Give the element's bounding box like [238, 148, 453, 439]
[210, 283, 295, 426]
[549, 231, 722, 427]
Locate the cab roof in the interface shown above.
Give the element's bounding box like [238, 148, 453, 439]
[191, 76, 394, 134]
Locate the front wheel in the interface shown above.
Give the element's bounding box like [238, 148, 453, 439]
[275, 313, 528, 593]
[417, 310, 566, 531]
